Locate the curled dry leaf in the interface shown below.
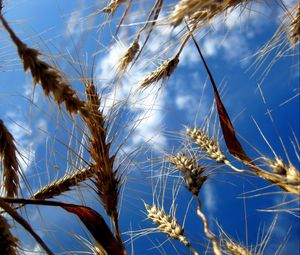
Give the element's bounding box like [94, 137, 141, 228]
[61, 205, 125, 255]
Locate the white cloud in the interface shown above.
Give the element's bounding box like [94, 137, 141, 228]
[95, 38, 168, 151]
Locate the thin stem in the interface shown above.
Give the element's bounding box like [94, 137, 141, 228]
[193, 195, 222, 255]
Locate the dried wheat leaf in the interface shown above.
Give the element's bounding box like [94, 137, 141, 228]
[61, 205, 125, 255]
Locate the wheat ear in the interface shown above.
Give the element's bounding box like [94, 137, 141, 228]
[168, 153, 207, 196]
[0, 120, 19, 197]
[224, 240, 251, 255]
[288, 3, 300, 46]
[168, 0, 247, 27]
[32, 166, 95, 200]
[0, 14, 88, 117]
[118, 37, 140, 74]
[187, 127, 244, 172]
[0, 215, 18, 255]
[144, 202, 199, 255]
[101, 0, 126, 15]
[83, 80, 123, 249]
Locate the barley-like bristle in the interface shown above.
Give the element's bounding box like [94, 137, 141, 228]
[187, 127, 227, 163]
[118, 37, 140, 74]
[289, 3, 300, 46]
[0, 120, 19, 197]
[0, 215, 18, 255]
[168, 153, 207, 195]
[140, 56, 179, 89]
[32, 166, 95, 200]
[101, 0, 126, 15]
[0, 14, 88, 117]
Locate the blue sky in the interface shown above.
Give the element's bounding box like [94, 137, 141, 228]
[0, 0, 299, 254]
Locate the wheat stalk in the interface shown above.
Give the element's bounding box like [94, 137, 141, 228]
[0, 215, 18, 255]
[0, 119, 19, 197]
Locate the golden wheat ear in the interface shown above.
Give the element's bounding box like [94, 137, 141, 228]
[144, 202, 199, 255]
[0, 14, 88, 117]
[101, 0, 127, 15]
[288, 3, 300, 46]
[0, 120, 19, 197]
[32, 166, 96, 200]
[0, 215, 18, 255]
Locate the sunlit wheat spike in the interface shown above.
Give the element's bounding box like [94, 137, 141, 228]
[101, 0, 126, 15]
[187, 127, 227, 163]
[0, 119, 19, 197]
[264, 157, 300, 187]
[224, 239, 251, 255]
[0, 14, 87, 116]
[0, 215, 18, 255]
[289, 3, 300, 46]
[168, 0, 247, 27]
[118, 37, 140, 74]
[140, 56, 179, 89]
[32, 166, 95, 200]
[168, 153, 207, 195]
[144, 202, 189, 245]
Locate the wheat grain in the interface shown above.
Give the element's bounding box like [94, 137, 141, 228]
[0, 119, 19, 197]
